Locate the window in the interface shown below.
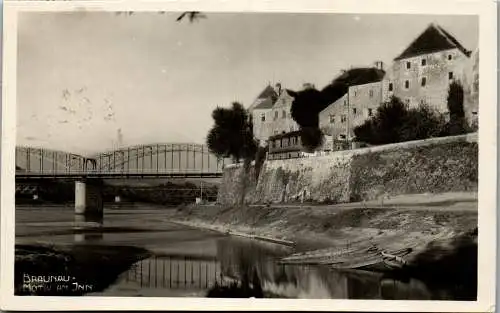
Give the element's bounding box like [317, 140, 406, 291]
[448, 72, 453, 80]
[405, 80, 410, 89]
[368, 108, 373, 117]
[274, 111, 278, 120]
[421, 59, 426, 66]
[388, 83, 393, 91]
[406, 61, 411, 69]
[352, 108, 357, 115]
[354, 91, 358, 97]
[339, 134, 346, 140]
[282, 110, 286, 119]
[260, 113, 265, 122]
[344, 100, 348, 106]
[290, 126, 294, 132]
[341, 115, 347, 123]
[369, 90, 374, 97]
[472, 111, 478, 116]
[448, 54, 452, 60]
[421, 77, 427, 87]
[329, 114, 335, 123]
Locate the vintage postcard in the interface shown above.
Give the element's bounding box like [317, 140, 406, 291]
[1, 0, 497, 311]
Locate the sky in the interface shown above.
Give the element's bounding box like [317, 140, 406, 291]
[16, 12, 478, 155]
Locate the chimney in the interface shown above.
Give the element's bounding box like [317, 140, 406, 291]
[274, 83, 282, 96]
[303, 83, 315, 90]
[374, 61, 384, 71]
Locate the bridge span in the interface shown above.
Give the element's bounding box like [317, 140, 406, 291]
[16, 143, 229, 217]
[16, 143, 226, 179]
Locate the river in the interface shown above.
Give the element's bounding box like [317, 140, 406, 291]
[15, 203, 472, 300]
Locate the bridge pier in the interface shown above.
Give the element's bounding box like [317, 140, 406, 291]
[74, 180, 103, 218]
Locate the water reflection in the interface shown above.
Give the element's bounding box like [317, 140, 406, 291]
[101, 237, 461, 299]
[73, 214, 103, 243]
[123, 256, 224, 290]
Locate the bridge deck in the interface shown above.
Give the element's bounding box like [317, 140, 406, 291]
[15, 171, 222, 180]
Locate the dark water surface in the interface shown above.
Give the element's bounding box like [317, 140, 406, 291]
[16, 204, 472, 299]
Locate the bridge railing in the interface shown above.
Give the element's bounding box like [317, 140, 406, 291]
[15, 168, 224, 177]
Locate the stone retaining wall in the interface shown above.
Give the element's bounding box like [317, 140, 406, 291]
[217, 133, 478, 205]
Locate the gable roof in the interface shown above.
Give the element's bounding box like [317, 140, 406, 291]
[394, 23, 471, 61]
[252, 98, 274, 110]
[256, 85, 278, 101]
[248, 85, 279, 112]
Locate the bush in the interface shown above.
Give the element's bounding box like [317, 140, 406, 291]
[300, 127, 325, 152]
[354, 97, 447, 145]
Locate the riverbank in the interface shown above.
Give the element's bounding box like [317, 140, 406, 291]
[15, 244, 150, 295]
[168, 192, 477, 288]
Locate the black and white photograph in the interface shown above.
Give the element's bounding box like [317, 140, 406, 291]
[1, 0, 496, 311]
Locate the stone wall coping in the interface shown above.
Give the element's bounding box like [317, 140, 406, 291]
[264, 133, 477, 163]
[224, 160, 256, 169]
[350, 132, 477, 156]
[223, 133, 477, 167]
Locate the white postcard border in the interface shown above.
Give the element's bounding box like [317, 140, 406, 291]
[1, 0, 497, 311]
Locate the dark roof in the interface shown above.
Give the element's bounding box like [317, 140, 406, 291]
[321, 67, 386, 105]
[284, 89, 298, 97]
[334, 67, 386, 84]
[394, 23, 471, 61]
[252, 98, 274, 110]
[256, 85, 278, 100]
[268, 130, 301, 140]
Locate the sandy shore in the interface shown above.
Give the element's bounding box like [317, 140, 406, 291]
[167, 192, 477, 273]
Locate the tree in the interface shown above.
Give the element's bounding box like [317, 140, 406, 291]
[363, 96, 409, 145]
[400, 104, 446, 141]
[300, 127, 325, 152]
[446, 81, 468, 135]
[353, 119, 376, 144]
[206, 102, 258, 163]
[290, 87, 328, 151]
[290, 88, 327, 128]
[354, 96, 444, 145]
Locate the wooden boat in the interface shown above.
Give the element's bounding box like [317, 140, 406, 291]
[380, 251, 408, 269]
[330, 246, 413, 271]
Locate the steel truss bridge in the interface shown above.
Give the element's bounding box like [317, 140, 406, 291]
[15, 143, 227, 180]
